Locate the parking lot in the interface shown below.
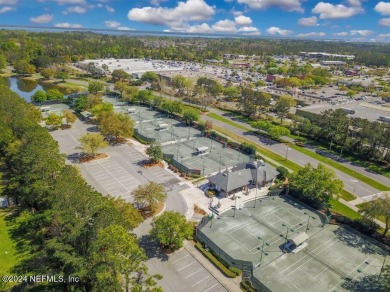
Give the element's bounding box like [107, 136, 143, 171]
[147, 248, 227, 292]
[50, 119, 181, 203]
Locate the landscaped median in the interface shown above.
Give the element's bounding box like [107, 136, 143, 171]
[207, 112, 389, 193]
[195, 242, 241, 278]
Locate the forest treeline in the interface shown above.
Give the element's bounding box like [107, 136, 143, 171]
[0, 79, 161, 291]
[0, 30, 389, 67]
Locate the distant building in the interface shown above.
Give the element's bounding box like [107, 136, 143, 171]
[299, 52, 355, 60]
[320, 61, 346, 66]
[266, 74, 277, 82]
[223, 54, 247, 60]
[0, 197, 8, 208]
[208, 160, 279, 197]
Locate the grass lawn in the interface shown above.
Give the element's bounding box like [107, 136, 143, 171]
[0, 210, 18, 279]
[339, 189, 356, 202]
[212, 124, 301, 171]
[329, 198, 362, 220]
[207, 113, 250, 131]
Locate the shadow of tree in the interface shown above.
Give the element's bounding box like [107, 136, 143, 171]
[138, 235, 169, 262]
[86, 126, 99, 132]
[341, 273, 387, 291]
[334, 227, 387, 256]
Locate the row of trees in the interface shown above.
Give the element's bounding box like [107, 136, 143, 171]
[291, 109, 390, 164]
[31, 89, 64, 103]
[0, 80, 160, 291]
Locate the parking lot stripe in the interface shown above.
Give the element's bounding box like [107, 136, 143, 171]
[203, 283, 219, 292]
[172, 254, 189, 264]
[191, 275, 210, 287]
[185, 268, 203, 279]
[178, 261, 196, 271]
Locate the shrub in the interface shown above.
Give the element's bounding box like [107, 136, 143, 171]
[229, 266, 242, 276]
[240, 280, 255, 292]
[276, 166, 289, 180]
[206, 189, 216, 198]
[195, 242, 237, 278]
[352, 217, 380, 236]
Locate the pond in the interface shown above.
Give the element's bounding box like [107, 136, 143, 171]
[1, 76, 68, 102]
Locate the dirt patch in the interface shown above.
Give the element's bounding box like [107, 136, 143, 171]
[194, 204, 207, 216]
[141, 161, 164, 168]
[79, 153, 109, 163]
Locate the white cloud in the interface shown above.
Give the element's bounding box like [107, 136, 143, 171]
[350, 30, 374, 36]
[333, 31, 349, 36]
[379, 18, 390, 26]
[296, 32, 326, 37]
[212, 19, 238, 33]
[234, 15, 252, 26]
[238, 26, 259, 32]
[312, 1, 364, 19]
[237, 0, 304, 12]
[232, 10, 243, 16]
[266, 26, 293, 36]
[65, 5, 87, 14]
[0, 0, 17, 4]
[298, 16, 318, 26]
[30, 14, 53, 23]
[104, 20, 120, 28]
[0, 6, 14, 13]
[105, 5, 114, 13]
[128, 0, 215, 28]
[117, 27, 135, 31]
[377, 33, 390, 38]
[186, 23, 212, 33]
[375, 2, 390, 15]
[54, 22, 83, 28]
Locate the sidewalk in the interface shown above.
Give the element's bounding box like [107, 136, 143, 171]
[184, 240, 241, 292]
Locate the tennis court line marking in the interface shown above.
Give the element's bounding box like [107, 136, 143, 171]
[177, 261, 196, 271]
[185, 268, 203, 279]
[314, 256, 344, 279]
[226, 206, 281, 233]
[284, 239, 339, 278]
[203, 283, 219, 292]
[281, 236, 337, 277]
[328, 256, 370, 292]
[191, 275, 210, 287]
[172, 254, 189, 264]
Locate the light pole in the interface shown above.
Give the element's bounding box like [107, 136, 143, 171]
[257, 237, 269, 267]
[254, 166, 258, 208]
[176, 144, 180, 161]
[304, 212, 316, 232]
[219, 153, 222, 172]
[351, 179, 358, 197]
[233, 195, 238, 217]
[201, 157, 205, 176]
[285, 146, 291, 161]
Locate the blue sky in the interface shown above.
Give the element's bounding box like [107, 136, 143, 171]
[0, 0, 389, 41]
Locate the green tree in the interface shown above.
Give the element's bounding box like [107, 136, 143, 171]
[359, 192, 390, 237]
[290, 163, 343, 207]
[274, 95, 296, 122]
[91, 225, 161, 291]
[276, 166, 289, 180]
[99, 112, 134, 141]
[146, 143, 163, 163]
[74, 95, 88, 112]
[172, 75, 187, 94]
[134, 90, 153, 106]
[45, 113, 63, 128]
[31, 90, 47, 104]
[150, 211, 192, 251]
[0, 54, 7, 71]
[183, 108, 200, 125]
[132, 182, 167, 212]
[346, 90, 357, 98]
[161, 100, 183, 115]
[62, 110, 77, 125]
[46, 89, 64, 100]
[14, 60, 36, 75]
[223, 85, 241, 101]
[40, 68, 56, 79]
[91, 102, 114, 117]
[114, 80, 128, 98]
[56, 71, 69, 82]
[141, 71, 159, 83]
[111, 69, 130, 81]
[79, 133, 108, 155]
[88, 81, 104, 94]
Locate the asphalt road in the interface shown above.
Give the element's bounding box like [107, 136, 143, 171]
[201, 112, 385, 198]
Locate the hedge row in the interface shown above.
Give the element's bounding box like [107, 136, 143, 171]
[195, 242, 237, 278]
